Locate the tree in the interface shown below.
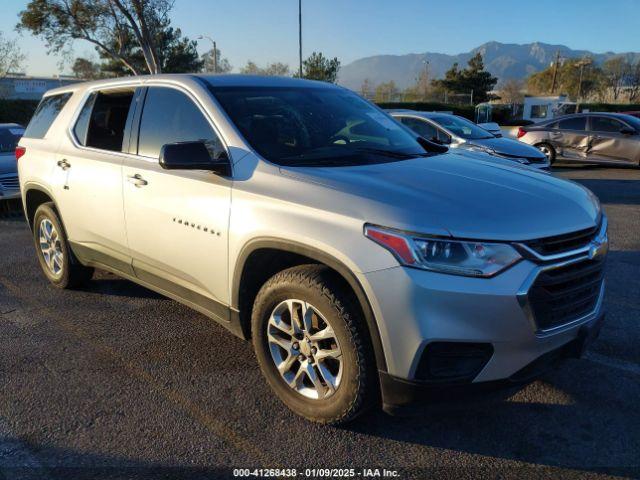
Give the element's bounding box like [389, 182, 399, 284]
[72, 57, 104, 79]
[360, 78, 373, 99]
[0, 32, 25, 78]
[98, 24, 202, 76]
[627, 62, 640, 103]
[527, 57, 603, 101]
[297, 52, 340, 83]
[602, 57, 629, 102]
[202, 47, 232, 74]
[239, 61, 290, 76]
[18, 0, 176, 75]
[432, 53, 498, 104]
[374, 81, 398, 102]
[497, 78, 525, 104]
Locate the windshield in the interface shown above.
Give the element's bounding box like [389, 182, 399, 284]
[0, 126, 24, 153]
[208, 85, 428, 166]
[430, 115, 494, 140]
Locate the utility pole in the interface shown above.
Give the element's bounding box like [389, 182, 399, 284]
[198, 35, 217, 73]
[550, 50, 560, 94]
[575, 58, 593, 113]
[298, 0, 303, 77]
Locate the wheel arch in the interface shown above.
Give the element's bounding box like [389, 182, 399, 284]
[23, 183, 59, 231]
[232, 238, 388, 372]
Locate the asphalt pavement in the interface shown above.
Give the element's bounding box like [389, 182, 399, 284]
[0, 164, 639, 479]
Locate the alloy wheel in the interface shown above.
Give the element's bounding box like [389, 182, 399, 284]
[38, 218, 64, 277]
[267, 299, 343, 400]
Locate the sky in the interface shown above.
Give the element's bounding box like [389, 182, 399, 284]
[1, 0, 639, 77]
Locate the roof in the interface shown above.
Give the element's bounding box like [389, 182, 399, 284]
[44, 73, 341, 97]
[387, 110, 454, 118]
[0, 123, 23, 129]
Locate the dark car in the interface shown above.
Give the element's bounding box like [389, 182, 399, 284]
[389, 111, 550, 170]
[517, 113, 640, 166]
[0, 123, 24, 200]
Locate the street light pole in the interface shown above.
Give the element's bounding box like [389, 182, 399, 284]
[298, 0, 303, 77]
[198, 35, 217, 74]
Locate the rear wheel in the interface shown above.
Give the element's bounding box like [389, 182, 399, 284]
[252, 265, 376, 425]
[535, 143, 556, 165]
[33, 203, 93, 289]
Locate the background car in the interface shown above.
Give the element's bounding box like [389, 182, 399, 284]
[517, 113, 640, 166]
[389, 110, 550, 170]
[0, 123, 24, 201]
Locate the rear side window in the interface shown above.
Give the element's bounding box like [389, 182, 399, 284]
[73, 93, 97, 146]
[137, 87, 225, 159]
[558, 117, 586, 131]
[23, 93, 72, 139]
[400, 117, 438, 141]
[85, 90, 136, 152]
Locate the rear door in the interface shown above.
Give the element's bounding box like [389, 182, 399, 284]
[551, 116, 589, 160]
[122, 85, 232, 312]
[587, 116, 640, 164]
[53, 87, 141, 273]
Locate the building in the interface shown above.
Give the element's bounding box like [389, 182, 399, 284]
[0, 73, 82, 100]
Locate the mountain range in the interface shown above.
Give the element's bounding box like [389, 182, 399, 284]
[337, 41, 640, 91]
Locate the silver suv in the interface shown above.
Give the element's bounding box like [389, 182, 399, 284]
[18, 75, 607, 424]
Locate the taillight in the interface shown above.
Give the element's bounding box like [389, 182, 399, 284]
[15, 146, 26, 161]
[516, 127, 526, 139]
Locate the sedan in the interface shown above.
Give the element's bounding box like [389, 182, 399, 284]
[517, 113, 640, 167]
[0, 123, 24, 200]
[389, 110, 550, 170]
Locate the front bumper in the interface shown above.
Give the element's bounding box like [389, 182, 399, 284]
[0, 174, 21, 200]
[379, 311, 604, 412]
[360, 249, 606, 404]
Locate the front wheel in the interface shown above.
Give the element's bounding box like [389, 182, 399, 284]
[251, 265, 376, 425]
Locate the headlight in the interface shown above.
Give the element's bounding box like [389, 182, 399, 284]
[364, 225, 521, 277]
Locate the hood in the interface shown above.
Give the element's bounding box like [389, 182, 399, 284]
[279, 152, 599, 241]
[0, 152, 17, 175]
[464, 137, 546, 160]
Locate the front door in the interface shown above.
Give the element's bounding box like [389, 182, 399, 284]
[122, 85, 232, 317]
[587, 116, 640, 164]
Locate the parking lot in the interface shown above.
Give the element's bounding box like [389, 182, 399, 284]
[0, 164, 639, 479]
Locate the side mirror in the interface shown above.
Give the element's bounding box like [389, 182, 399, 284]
[417, 136, 448, 153]
[620, 127, 636, 135]
[159, 141, 231, 176]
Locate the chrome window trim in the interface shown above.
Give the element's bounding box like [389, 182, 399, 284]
[65, 80, 234, 175]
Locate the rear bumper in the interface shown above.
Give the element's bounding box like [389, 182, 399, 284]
[380, 311, 604, 413]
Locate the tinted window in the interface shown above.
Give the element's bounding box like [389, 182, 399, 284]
[138, 87, 225, 159]
[209, 85, 427, 166]
[73, 93, 97, 146]
[0, 126, 24, 153]
[558, 117, 586, 131]
[23, 93, 72, 139]
[400, 117, 438, 140]
[86, 90, 135, 152]
[591, 116, 624, 133]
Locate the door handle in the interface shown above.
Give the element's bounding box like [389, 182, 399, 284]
[57, 159, 71, 170]
[127, 174, 148, 187]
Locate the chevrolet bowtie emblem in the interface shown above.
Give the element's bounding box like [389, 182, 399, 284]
[588, 238, 608, 260]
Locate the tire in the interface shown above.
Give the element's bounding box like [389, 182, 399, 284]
[251, 264, 376, 425]
[33, 203, 94, 289]
[535, 142, 556, 165]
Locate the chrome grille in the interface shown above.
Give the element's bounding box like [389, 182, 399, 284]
[522, 225, 599, 257]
